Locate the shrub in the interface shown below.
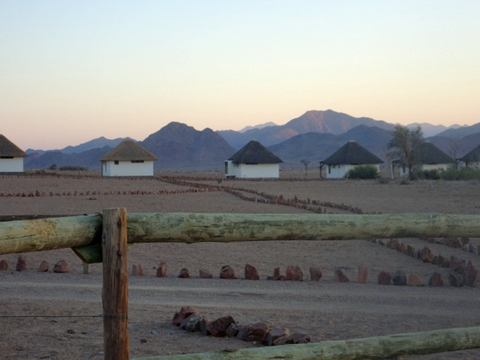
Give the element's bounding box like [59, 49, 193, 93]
[345, 165, 379, 179]
[439, 167, 480, 181]
[58, 166, 88, 171]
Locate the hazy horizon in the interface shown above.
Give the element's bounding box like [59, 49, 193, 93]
[2, 1, 479, 150]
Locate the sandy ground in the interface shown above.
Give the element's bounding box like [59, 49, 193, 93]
[1, 172, 480, 359]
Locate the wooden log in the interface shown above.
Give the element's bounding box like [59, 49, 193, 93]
[125, 213, 480, 244]
[131, 326, 480, 360]
[1, 213, 480, 255]
[102, 208, 129, 360]
[0, 214, 102, 255]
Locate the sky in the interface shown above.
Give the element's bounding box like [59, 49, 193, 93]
[1, 1, 479, 150]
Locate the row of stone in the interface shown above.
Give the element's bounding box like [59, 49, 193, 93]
[172, 306, 311, 346]
[373, 239, 478, 287]
[160, 177, 365, 215]
[0, 256, 69, 273]
[380, 238, 477, 272]
[136, 262, 477, 287]
[422, 237, 478, 255]
[0, 187, 217, 198]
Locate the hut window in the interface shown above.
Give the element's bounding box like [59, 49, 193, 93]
[1, 156, 14, 159]
[114, 161, 119, 165]
[131, 160, 144, 163]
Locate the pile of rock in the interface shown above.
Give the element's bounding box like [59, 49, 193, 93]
[172, 306, 311, 346]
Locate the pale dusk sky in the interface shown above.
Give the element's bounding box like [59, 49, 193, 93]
[1, 1, 479, 150]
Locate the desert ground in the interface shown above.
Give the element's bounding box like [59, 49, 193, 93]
[1, 169, 480, 359]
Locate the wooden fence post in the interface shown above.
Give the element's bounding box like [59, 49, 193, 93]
[102, 208, 129, 360]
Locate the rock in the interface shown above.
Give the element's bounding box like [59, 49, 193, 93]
[236, 325, 249, 341]
[408, 273, 425, 286]
[181, 314, 203, 332]
[406, 245, 417, 258]
[267, 267, 285, 281]
[357, 266, 369, 284]
[0, 259, 9, 270]
[450, 257, 465, 274]
[172, 306, 199, 326]
[53, 260, 68, 273]
[178, 268, 190, 278]
[219, 265, 237, 279]
[38, 260, 49, 272]
[272, 334, 290, 346]
[246, 322, 270, 344]
[378, 270, 392, 285]
[387, 239, 400, 250]
[156, 262, 167, 277]
[309, 267, 322, 281]
[397, 242, 407, 254]
[334, 268, 349, 283]
[464, 262, 477, 287]
[200, 318, 211, 336]
[16, 255, 27, 271]
[463, 244, 470, 252]
[286, 265, 303, 281]
[199, 269, 213, 278]
[392, 271, 406, 286]
[418, 247, 434, 263]
[428, 272, 444, 287]
[206, 316, 236, 337]
[244, 264, 259, 280]
[436, 255, 449, 268]
[469, 244, 478, 255]
[285, 333, 312, 344]
[449, 270, 464, 287]
[447, 238, 463, 249]
[226, 323, 241, 338]
[132, 264, 143, 276]
[267, 328, 290, 346]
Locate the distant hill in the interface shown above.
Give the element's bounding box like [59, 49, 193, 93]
[218, 110, 395, 149]
[140, 122, 236, 170]
[25, 146, 111, 170]
[22, 110, 480, 172]
[428, 133, 480, 159]
[407, 123, 453, 137]
[435, 123, 480, 139]
[269, 125, 393, 168]
[25, 123, 235, 171]
[239, 121, 277, 133]
[58, 136, 132, 154]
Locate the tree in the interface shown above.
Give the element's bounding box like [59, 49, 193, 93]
[448, 137, 462, 170]
[300, 160, 310, 177]
[387, 125, 424, 180]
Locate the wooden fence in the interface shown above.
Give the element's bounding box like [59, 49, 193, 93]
[1, 210, 480, 359]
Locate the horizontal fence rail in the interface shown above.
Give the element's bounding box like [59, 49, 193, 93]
[132, 325, 480, 360]
[1, 213, 480, 256]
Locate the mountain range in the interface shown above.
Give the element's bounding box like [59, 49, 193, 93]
[24, 110, 480, 171]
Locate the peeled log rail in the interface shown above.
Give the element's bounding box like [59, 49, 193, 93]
[132, 326, 480, 360]
[1, 213, 480, 255]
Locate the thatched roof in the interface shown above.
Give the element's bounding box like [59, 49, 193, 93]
[100, 140, 158, 161]
[418, 142, 455, 164]
[0, 135, 27, 157]
[321, 141, 383, 165]
[229, 140, 283, 164]
[459, 144, 480, 163]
